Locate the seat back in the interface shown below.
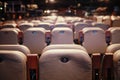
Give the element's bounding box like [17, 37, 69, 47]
[108, 27, 120, 31]
[0, 50, 27, 80]
[30, 20, 41, 26]
[35, 22, 51, 30]
[92, 22, 109, 31]
[112, 19, 120, 27]
[42, 44, 87, 53]
[102, 16, 111, 26]
[113, 50, 120, 80]
[74, 22, 92, 39]
[82, 27, 107, 54]
[39, 49, 92, 80]
[106, 44, 120, 53]
[84, 20, 94, 24]
[55, 23, 71, 28]
[0, 28, 19, 44]
[2, 23, 17, 28]
[95, 16, 103, 23]
[51, 27, 74, 44]
[110, 28, 120, 44]
[0, 45, 30, 55]
[18, 22, 33, 31]
[23, 27, 46, 54]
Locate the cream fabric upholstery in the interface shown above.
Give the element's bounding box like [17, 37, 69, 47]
[1, 28, 21, 32]
[110, 28, 120, 44]
[95, 16, 103, 23]
[82, 27, 107, 54]
[0, 28, 19, 44]
[0, 50, 27, 80]
[39, 49, 92, 80]
[92, 22, 109, 30]
[35, 22, 51, 30]
[23, 27, 46, 54]
[16, 20, 28, 25]
[84, 20, 94, 24]
[55, 23, 70, 28]
[102, 15, 111, 26]
[2, 23, 17, 28]
[112, 19, 120, 27]
[56, 16, 65, 23]
[74, 22, 92, 39]
[51, 27, 74, 44]
[0, 45, 30, 55]
[42, 44, 87, 53]
[18, 22, 33, 31]
[4, 20, 16, 24]
[106, 44, 120, 53]
[113, 50, 120, 80]
[108, 27, 120, 31]
[30, 20, 41, 26]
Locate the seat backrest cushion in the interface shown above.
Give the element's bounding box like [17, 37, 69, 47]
[0, 50, 27, 80]
[23, 28, 46, 54]
[39, 49, 92, 80]
[51, 27, 74, 44]
[82, 27, 107, 54]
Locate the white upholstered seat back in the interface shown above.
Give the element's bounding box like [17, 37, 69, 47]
[39, 49, 92, 80]
[82, 27, 107, 54]
[23, 27, 46, 54]
[0, 28, 19, 44]
[0, 50, 27, 80]
[51, 27, 74, 44]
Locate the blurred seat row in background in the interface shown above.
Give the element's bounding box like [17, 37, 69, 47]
[0, 26, 120, 54]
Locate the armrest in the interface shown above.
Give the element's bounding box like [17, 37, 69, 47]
[102, 53, 113, 80]
[45, 30, 51, 45]
[91, 53, 101, 80]
[78, 30, 84, 45]
[105, 30, 111, 45]
[27, 54, 39, 80]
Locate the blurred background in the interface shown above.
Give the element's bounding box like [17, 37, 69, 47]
[0, 0, 120, 20]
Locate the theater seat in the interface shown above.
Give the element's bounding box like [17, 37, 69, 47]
[2, 22, 17, 28]
[18, 22, 33, 31]
[0, 50, 27, 80]
[55, 22, 71, 28]
[84, 19, 94, 24]
[42, 44, 87, 53]
[106, 44, 120, 53]
[39, 49, 92, 80]
[82, 27, 107, 54]
[112, 19, 120, 27]
[113, 50, 120, 80]
[74, 22, 92, 41]
[51, 27, 74, 44]
[92, 22, 109, 31]
[107, 27, 120, 31]
[109, 27, 120, 44]
[30, 20, 41, 26]
[35, 22, 51, 30]
[0, 28, 19, 44]
[102, 15, 111, 26]
[0, 45, 30, 55]
[23, 27, 46, 54]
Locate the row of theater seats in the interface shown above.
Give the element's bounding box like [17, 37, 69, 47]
[0, 43, 120, 80]
[1, 16, 118, 44]
[0, 15, 120, 30]
[94, 15, 120, 27]
[0, 26, 120, 54]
